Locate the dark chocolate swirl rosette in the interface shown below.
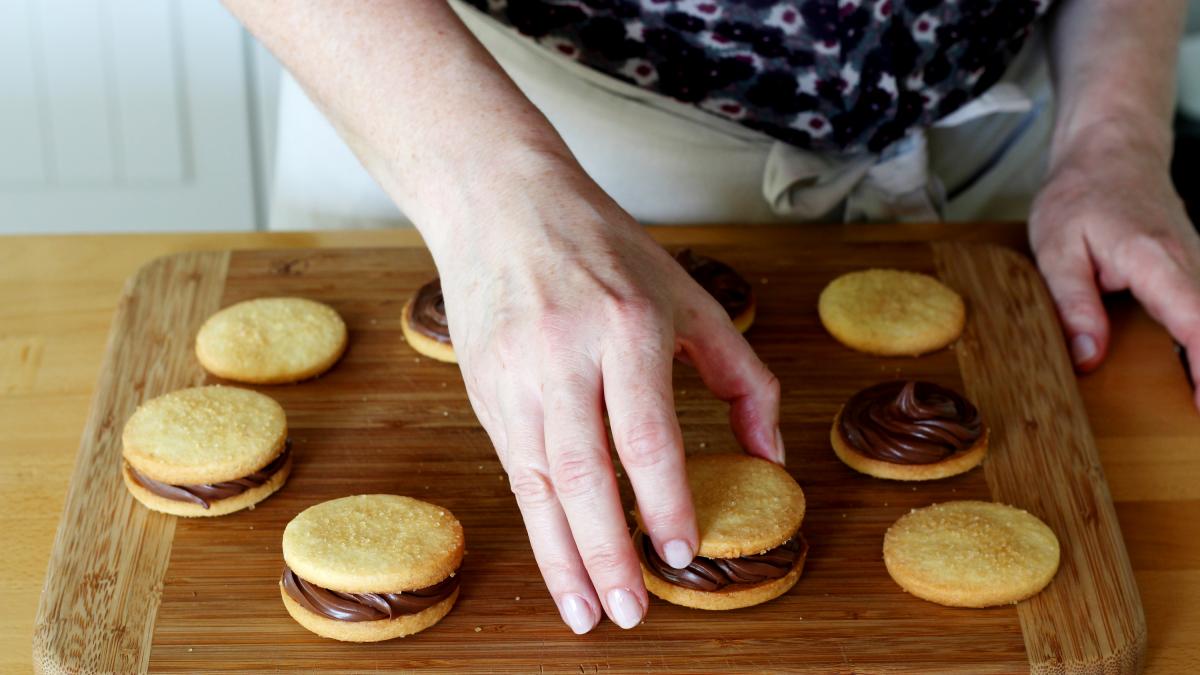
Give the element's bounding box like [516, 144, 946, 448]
[831, 380, 988, 481]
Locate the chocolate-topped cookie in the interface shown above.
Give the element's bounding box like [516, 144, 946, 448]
[675, 249, 756, 334]
[832, 380, 988, 481]
[401, 278, 457, 363]
[635, 454, 807, 610]
[279, 494, 464, 641]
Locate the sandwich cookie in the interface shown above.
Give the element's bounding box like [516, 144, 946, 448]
[636, 454, 807, 610]
[280, 494, 464, 641]
[818, 269, 965, 356]
[121, 385, 291, 517]
[675, 249, 755, 333]
[884, 501, 1060, 608]
[832, 380, 988, 481]
[196, 297, 347, 384]
[402, 278, 456, 363]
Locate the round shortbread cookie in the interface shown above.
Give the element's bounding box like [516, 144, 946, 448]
[401, 297, 457, 364]
[121, 453, 292, 517]
[121, 385, 287, 484]
[883, 501, 1060, 608]
[673, 454, 806, 559]
[283, 494, 464, 593]
[831, 409, 988, 481]
[280, 584, 458, 642]
[196, 297, 347, 384]
[640, 553, 805, 611]
[818, 269, 965, 356]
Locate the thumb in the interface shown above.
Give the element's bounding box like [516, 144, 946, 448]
[1036, 239, 1110, 372]
[677, 309, 783, 464]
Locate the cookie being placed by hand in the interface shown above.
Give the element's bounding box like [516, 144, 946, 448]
[401, 278, 456, 363]
[675, 249, 756, 333]
[196, 297, 347, 384]
[121, 385, 291, 517]
[884, 501, 1060, 608]
[280, 495, 464, 642]
[818, 269, 964, 356]
[832, 380, 988, 481]
[636, 454, 807, 611]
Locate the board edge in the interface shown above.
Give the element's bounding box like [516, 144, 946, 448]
[32, 250, 232, 675]
[933, 241, 1147, 675]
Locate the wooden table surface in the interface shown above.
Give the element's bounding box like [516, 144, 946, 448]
[2, 226, 1198, 674]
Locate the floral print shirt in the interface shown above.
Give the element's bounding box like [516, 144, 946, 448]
[461, 0, 1052, 154]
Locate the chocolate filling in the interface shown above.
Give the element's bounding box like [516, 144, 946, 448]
[281, 567, 460, 621]
[675, 249, 753, 320]
[127, 442, 291, 509]
[838, 381, 983, 465]
[409, 278, 451, 344]
[637, 530, 806, 592]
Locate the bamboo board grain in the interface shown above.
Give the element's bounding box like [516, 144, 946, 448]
[34, 241, 1143, 674]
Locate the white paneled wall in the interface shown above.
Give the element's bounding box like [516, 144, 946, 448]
[0, 0, 273, 233]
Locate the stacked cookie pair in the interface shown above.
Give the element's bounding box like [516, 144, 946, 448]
[122, 297, 467, 641]
[819, 269, 1061, 608]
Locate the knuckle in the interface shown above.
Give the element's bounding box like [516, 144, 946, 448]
[619, 420, 678, 471]
[551, 450, 606, 500]
[508, 468, 557, 509]
[581, 542, 629, 577]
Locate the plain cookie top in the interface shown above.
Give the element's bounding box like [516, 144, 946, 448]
[884, 500, 1060, 607]
[818, 269, 965, 357]
[195, 297, 347, 384]
[679, 454, 806, 559]
[283, 495, 465, 593]
[121, 385, 287, 484]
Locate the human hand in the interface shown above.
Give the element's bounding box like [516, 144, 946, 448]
[433, 159, 783, 633]
[1030, 127, 1200, 406]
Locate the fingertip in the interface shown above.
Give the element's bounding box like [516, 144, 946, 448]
[557, 593, 600, 635]
[661, 538, 695, 570]
[1069, 333, 1102, 372]
[604, 587, 646, 630]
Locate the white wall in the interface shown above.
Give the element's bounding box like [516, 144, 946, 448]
[0, 0, 278, 233]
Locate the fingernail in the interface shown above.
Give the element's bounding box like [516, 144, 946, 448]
[662, 539, 694, 569]
[773, 427, 787, 465]
[1071, 334, 1097, 365]
[605, 588, 644, 629]
[558, 593, 596, 635]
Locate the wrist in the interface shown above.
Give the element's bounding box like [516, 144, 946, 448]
[1049, 111, 1173, 176]
[1051, 97, 1171, 174]
[402, 142, 636, 277]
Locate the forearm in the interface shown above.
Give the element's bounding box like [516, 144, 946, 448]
[1046, 0, 1185, 167]
[223, 0, 582, 259]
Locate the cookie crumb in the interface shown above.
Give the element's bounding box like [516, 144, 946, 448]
[515, 596, 521, 601]
[474, 626, 482, 633]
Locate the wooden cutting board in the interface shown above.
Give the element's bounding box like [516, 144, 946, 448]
[33, 241, 1144, 674]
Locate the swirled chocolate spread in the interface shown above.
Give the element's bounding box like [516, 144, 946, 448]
[281, 567, 460, 621]
[126, 442, 291, 509]
[838, 381, 983, 465]
[638, 531, 806, 592]
[409, 278, 451, 344]
[675, 249, 753, 320]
